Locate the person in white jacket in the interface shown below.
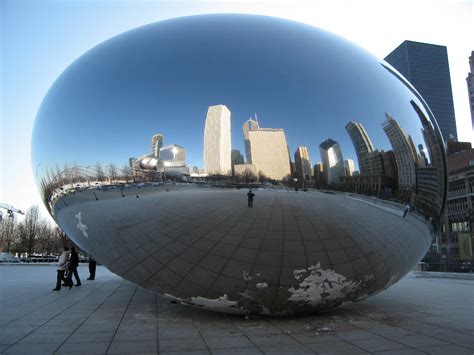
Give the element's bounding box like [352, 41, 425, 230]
[53, 247, 70, 291]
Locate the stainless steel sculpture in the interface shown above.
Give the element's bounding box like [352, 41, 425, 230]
[32, 14, 446, 315]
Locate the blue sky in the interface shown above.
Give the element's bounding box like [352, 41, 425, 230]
[1, 0, 472, 217]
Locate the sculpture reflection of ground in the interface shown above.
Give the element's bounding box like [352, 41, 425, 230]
[55, 186, 432, 315]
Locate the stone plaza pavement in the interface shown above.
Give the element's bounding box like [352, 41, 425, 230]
[0, 265, 473, 355]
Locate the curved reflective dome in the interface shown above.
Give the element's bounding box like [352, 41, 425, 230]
[32, 14, 446, 315]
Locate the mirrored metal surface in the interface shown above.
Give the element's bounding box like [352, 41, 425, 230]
[32, 14, 446, 315]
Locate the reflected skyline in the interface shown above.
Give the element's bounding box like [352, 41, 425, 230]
[32, 14, 446, 315]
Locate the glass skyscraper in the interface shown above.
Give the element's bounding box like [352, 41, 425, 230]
[384, 40, 457, 141]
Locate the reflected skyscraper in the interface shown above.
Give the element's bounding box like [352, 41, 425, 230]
[319, 138, 345, 185]
[242, 118, 259, 163]
[248, 128, 291, 180]
[231, 149, 244, 174]
[382, 113, 417, 195]
[467, 51, 474, 129]
[160, 144, 185, 163]
[345, 121, 374, 175]
[151, 134, 164, 158]
[294, 146, 312, 181]
[385, 40, 457, 141]
[411, 100, 446, 220]
[344, 159, 355, 177]
[204, 105, 232, 175]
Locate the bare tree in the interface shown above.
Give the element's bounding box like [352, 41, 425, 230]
[0, 216, 16, 252]
[242, 169, 257, 183]
[18, 206, 40, 256]
[53, 226, 69, 250]
[108, 164, 118, 183]
[95, 163, 105, 182]
[121, 165, 132, 182]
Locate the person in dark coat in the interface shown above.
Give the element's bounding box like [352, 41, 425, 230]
[87, 256, 96, 280]
[247, 189, 255, 207]
[69, 247, 81, 286]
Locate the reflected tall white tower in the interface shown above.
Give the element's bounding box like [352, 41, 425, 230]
[204, 105, 232, 175]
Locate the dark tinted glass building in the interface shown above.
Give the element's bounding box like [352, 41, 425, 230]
[385, 40, 457, 142]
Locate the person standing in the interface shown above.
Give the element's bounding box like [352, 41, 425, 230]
[402, 203, 410, 218]
[87, 256, 96, 280]
[247, 189, 255, 207]
[53, 247, 70, 291]
[69, 247, 81, 286]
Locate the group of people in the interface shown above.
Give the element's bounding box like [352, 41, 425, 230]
[53, 246, 96, 291]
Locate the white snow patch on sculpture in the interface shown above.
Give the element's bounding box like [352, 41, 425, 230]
[288, 262, 372, 305]
[383, 273, 400, 290]
[190, 294, 238, 310]
[75, 212, 89, 238]
[243, 270, 253, 281]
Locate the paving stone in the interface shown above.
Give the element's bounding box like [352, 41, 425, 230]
[421, 344, 474, 354]
[3, 342, 62, 355]
[107, 340, 158, 353]
[159, 338, 208, 352]
[350, 338, 411, 352]
[55, 341, 109, 354]
[66, 331, 115, 343]
[388, 334, 450, 347]
[308, 341, 369, 354]
[203, 335, 254, 349]
[19, 332, 71, 344]
[210, 348, 262, 355]
[248, 334, 298, 346]
[259, 344, 316, 354]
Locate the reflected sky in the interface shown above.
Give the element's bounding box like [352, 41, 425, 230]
[32, 14, 429, 175]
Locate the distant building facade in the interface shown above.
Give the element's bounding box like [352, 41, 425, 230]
[440, 146, 474, 262]
[382, 113, 417, 196]
[313, 162, 324, 188]
[160, 144, 186, 165]
[319, 138, 345, 185]
[204, 105, 232, 175]
[231, 149, 245, 175]
[151, 134, 164, 158]
[467, 51, 474, 130]
[294, 146, 312, 181]
[233, 164, 258, 177]
[345, 121, 374, 175]
[248, 128, 291, 180]
[242, 118, 259, 163]
[344, 159, 355, 177]
[385, 40, 457, 141]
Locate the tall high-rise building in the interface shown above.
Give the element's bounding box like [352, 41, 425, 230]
[345, 121, 374, 175]
[242, 118, 259, 163]
[231, 149, 244, 174]
[382, 113, 417, 194]
[319, 138, 345, 185]
[344, 159, 355, 177]
[294, 146, 312, 181]
[313, 162, 324, 187]
[151, 134, 164, 158]
[248, 128, 291, 180]
[203, 105, 232, 175]
[384, 40, 457, 141]
[467, 51, 474, 130]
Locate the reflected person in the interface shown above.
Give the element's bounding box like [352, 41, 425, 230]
[247, 189, 255, 207]
[52, 247, 70, 291]
[87, 256, 96, 280]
